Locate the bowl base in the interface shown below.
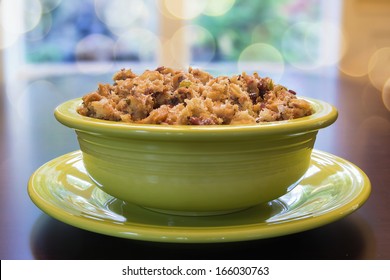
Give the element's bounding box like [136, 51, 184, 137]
[143, 206, 249, 217]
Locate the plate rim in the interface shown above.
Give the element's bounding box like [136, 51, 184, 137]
[28, 150, 371, 243]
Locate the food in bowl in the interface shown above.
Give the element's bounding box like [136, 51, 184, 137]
[55, 67, 337, 216]
[77, 67, 313, 125]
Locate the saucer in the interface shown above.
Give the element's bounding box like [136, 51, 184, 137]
[28, 150, 371, 243]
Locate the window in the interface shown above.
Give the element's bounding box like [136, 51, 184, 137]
[1, 0, 342, 79]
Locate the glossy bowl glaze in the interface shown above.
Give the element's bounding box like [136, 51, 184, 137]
[54, 97, 337, 215]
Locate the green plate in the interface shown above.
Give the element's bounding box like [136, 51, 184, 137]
[28, 150, 371, 243]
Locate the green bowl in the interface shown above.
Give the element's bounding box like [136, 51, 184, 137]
[54, 97, 337, 216]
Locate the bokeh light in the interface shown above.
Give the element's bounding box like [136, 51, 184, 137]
[114, 28, 161, 62]
[338, 41, 377, 77]
[309, 21, 346, 67]
[94, 0, 147, 35]
[163, 0, 207, 20]
[40, 0, 62, 13]
[0, 0, 42, 35]
[0, 0, 372, 85]
[368, 47, 390, 91]
[25, 12, 52, 42]
[237, 43, 284, 82]
[75, 34, 115, 74]
[281, 21, 320, 70]
[7, 79, 61, 123]
[0, 26, 20, 50]
[218, 30, 240, 58]
[202, 0, 235, 17]
[357, 115, 390, 153]
[382, 78, 390, 112]
[360, 82, 381, 115]
[169, 24, 216, 67]
[252, 20, 288, 46]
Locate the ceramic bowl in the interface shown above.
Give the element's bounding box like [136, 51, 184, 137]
[54, 97, 337, 216]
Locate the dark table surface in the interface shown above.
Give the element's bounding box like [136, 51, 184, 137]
[1, 68, 389, 260]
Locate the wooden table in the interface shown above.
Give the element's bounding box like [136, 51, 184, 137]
[1, 70, 389, 259]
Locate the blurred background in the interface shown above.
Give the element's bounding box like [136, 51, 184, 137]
[0, 0, 343, 77]
[0, 0, 389, 88]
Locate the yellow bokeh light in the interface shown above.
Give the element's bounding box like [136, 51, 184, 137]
[237, 43, 284, 82]
[163, 0, 207, 20]
[368, 47, 390, 91]
[338, 38, 377, 77]
[202, 0, 235, 17]
[382, 78, 390, 112]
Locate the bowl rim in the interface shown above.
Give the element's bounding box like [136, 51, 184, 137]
[54, 97, 338, 138]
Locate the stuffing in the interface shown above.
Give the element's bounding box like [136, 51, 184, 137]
[77, 67, 313, 125]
